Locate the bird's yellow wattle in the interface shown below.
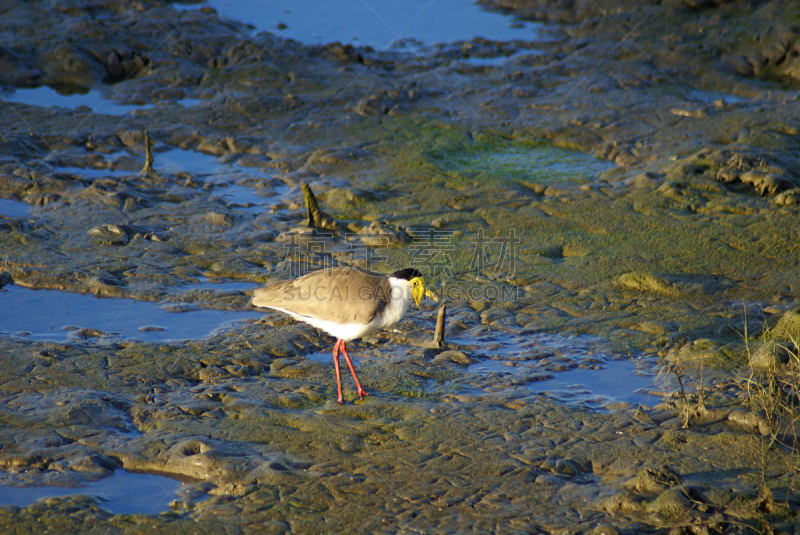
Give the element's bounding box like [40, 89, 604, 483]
[411, 277, 438, 307]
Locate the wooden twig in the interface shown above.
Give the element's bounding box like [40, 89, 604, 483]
[433, 305, 446, 348]
[301, 183, 339, 230]
[141, 129, 154, 174]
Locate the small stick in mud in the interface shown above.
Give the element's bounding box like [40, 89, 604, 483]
[141, 129, 154, 174]
[433, 305, 446, 348]
[301, 183, 339, 230]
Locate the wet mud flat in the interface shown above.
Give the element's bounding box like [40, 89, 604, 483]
[1, 0, 800, 533]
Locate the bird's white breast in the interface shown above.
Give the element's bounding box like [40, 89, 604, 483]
[273, 276, 413, 341]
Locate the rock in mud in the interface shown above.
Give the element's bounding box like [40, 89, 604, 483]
[88, 224, 128, 244]
[774, 188, 800, 205]
[683, 147, 800, 195]
[359, 220, 410, 245]
[118, 435, 305, 490]
[433, 350, 477, 367]
[749, 340, 793, 369]
[624, 466, 683, 495]
[38, 44, 109, 89]
[764, 307, 800, 341]
[644, 487, 691, 518]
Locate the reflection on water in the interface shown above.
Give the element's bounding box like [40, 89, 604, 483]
[455, 48, 544, 66]
[51, 147, 233, 178]
[461, 332, 673, 409]
[195, 0, 540, 50]
[48, 146, 292, 213]
[0, 469, 197, 515]
[470, 356, 665, 409]
[154, 147, 231, 176]
[1, 86, 201, 115]
[301, 332, 672, 410]
[1, 86, 150, 115]
[193, 277, 259, 292]
[0, 285, 262, 342]
[0, 198, 30, 218]
[685, 89, 749, 105]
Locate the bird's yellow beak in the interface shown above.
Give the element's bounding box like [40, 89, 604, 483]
[411, 277, 439, 307]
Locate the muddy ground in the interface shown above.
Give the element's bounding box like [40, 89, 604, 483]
[1, 0, 800, 533]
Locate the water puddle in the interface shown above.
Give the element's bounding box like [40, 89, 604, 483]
[433, 139, 616, 185]
[57, 147, 236, 178]
[149, 148, 292, 209]
[530, 359, 660, 407]
[177, 98, 203, 108]
[460, 333, 672, 409]
[156, 147, 233, 177]
[49, 145, 292, 214]
[213, 183, 270, 212]
[193, 277, 259, 292]
[304, 350, 336, 364]
[51, 147, 235, 179]
[300, 332, 672, 410]
[1, 86, 201, 115]
[194, 0, 540, 50]
[0, 198, 30, 218]
[455, 48, 545, 67]
[0, 469, 200, 515]
[1, 86, 150, 115]
[685, 89, 749, 105]
[470, 357, 665, 409]
[216, 179, 294, 213]
[0, 285, 262, 342]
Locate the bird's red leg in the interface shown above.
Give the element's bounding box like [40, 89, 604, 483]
[333, 339, 344, 404]
[339, 340, 367, 399]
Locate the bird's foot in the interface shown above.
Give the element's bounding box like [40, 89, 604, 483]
[357, 389, 368, 400]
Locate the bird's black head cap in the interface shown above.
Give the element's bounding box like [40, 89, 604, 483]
[391, 268, 422, 281]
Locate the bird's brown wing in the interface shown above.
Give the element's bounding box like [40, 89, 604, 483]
[251, 267, 390, 325]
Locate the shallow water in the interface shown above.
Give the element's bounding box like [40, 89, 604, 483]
[193, 277, 259, 292]
[150, 149, 293, 209]
[52, 147, 237, 180]
[302, 332, 672, 409]
[213, 184, 272, 212]
[470, 357, 666, 409]
[684, 89, 749, 105]
[1, 87, 150, 115]
[0, 86, 200, 115]
[50, 146, 292, 213]
[0, 285, 262, 342]
[0, 470, 192, 515]
[0, 198, 30, 218]
[456, 332, 671, 408]
[155, 148, 233, 177]
[198, 0, 540, 49]
[456, 48, 545, 66]
[56, 147, 237, 178]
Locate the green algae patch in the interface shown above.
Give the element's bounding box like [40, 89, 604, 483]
[425, 136, 616, 186]
[356, 120, 614, 188]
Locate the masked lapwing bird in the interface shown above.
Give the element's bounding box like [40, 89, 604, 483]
[251, 267, 437, 404]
